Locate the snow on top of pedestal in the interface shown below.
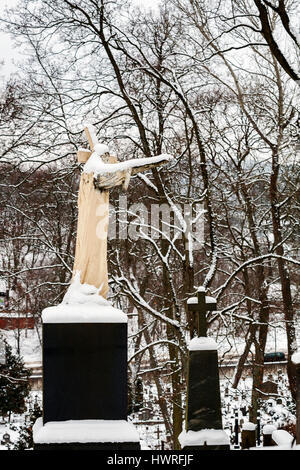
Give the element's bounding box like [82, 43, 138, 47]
[83, 152, 173, 176]
[187, 295, 216, 304]
[42, 304, 127, 323]
[187, 297, 198, 304]
[242, 422, 256, 431]
[42, 273, 127, 323]
[197, 286, 206, 292]
[292, 350, 300, 365]
[188, 336, 218, 351]
[178, 429, 229, 447]
[33, 418, 140, 444]
[263, 424, 277, 435]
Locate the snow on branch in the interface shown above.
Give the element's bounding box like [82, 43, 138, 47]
[112, 272, 186, 344]
[213, 253, 300, 297]
[128, 340, 183, 363]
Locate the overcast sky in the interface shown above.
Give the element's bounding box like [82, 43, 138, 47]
[0, 0, 159, 81]
[0, 0, 19, 80]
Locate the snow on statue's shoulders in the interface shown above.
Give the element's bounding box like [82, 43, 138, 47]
[188, 336, 217, 351]
[42, 273, 127, 324]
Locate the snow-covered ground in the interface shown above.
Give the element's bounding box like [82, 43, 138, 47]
[0, 370, 295, 450]
[0, 311, 297, 450]
[0, 391, 42, 450]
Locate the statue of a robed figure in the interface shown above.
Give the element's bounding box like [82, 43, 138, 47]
[73, 123, 172, 298]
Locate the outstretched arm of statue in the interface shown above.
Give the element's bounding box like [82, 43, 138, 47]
[77, 123, 173, 191]
[93, 154, 173, 191]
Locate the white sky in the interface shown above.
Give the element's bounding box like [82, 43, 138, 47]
[0, 0, 159, 82]
[0, 0, 20, 80]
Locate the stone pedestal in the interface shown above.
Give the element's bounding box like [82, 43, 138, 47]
[33, 302, 140, 450]
[186, 348, 223, 431]
[180, 337, 230, 450]
[262, 425, 276, 447]
[43, 322, 127, 422]
[241, 427, 256, 449]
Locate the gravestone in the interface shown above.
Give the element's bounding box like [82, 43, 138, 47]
[179, 287, 230, 450]
[234, 409, 240, 449]
[262, 424, 277, 447]
[259, 380, 278, 400]
[33, 281, 140, 450]
[241, 422, 256, 449]
[33, 125, 172, 450]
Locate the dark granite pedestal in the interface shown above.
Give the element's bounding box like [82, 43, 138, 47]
[43, 322, 128, 423]
[33, 306, 140, 450]
[180, 338, 230, 450]
[187, 348, 222, 431]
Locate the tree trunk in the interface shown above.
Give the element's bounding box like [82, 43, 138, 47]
[270, 148, 297, 399]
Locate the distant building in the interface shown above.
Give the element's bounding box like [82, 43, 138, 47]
[0, 312, 35, 330]
[0, 279, 35, 330]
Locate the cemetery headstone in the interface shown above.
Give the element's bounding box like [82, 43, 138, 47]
[241, 422, 256, 449]
[179, 288, 230, 450]
[33, 125, 172, 450]
[257, 409, 261, 446]
[234, 409, 240, 449]
[262, 424, 277, 447]
[292, 351, 300, 445]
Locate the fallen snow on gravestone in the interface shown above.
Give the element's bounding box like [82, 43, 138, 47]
[178, 428, 230, 447]
[42, 272, 127, 323]
[241, 422, 256, 431]
[188, 336, 218, 351]
[272, 429, 294, 446]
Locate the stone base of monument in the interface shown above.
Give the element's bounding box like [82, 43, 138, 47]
[179, 429, 230, 450]
[33, 418, 140, 450]
[33, 283, 141, 451]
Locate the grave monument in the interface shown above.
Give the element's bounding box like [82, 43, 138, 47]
[33, 124, 172, 450]
[179, 287, 230, 450]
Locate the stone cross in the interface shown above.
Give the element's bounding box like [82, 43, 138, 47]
[187, 287, 217, 337]
[73, 124, 172, 298]
[181, 286, 229, 449]
[155, 426, 162, 440]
